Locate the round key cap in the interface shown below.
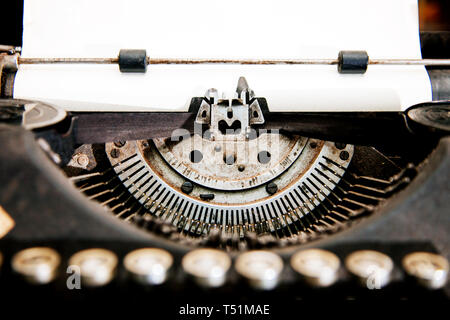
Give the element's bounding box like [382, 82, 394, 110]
[235, 250, 283, 290]
[182, 248, 231, 288]
[345, 250, 393, 289]
[291, 249, 340, 287]
[338, 50, 369, 74]
[118, 49, 148, 73]
[124, 248, 173, 285]
[402, 252, 449, 290]
[69, 248, 118, 287]
[12, 247, 60, 284]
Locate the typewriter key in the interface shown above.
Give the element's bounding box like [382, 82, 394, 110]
[290, 249, 340, 287]
[235, 250, 284, 290]
[402, 252, 449, 290]
[345, 250, 393, 289]
[124, 248, 173, 285]
[69, 248, 118, 287]
[12, 247, 61, 284]
[182, 248, 231, 288]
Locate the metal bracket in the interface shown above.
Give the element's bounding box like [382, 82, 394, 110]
[195, 77, 265, 140]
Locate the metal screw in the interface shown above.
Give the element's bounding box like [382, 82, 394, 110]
[238, 165, 245, 172]
[310, 142, 317, 149]
[214, 145, 221, 152]
[110, 148, 120, 158]
[335, 142, 347, 150]
[339, 150, 349, 161]
[114, 140, 126, 148]
[266, 182, 278, 195]
[181, 181, 194, 194]
[76, 153, 89, 167]
[142, 141, 149, 148]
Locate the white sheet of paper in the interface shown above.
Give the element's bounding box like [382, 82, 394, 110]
[13, 0, 431, 112]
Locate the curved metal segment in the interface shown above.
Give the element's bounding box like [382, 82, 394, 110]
[106, 135, 353, 238]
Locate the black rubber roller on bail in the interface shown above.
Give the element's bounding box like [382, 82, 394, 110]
[338, 50, 369, 74]
[118, 49, 148, 73]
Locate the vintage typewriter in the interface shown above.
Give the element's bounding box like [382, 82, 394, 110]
[0, 0, 449, 313]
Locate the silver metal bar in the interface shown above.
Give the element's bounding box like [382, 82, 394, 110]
[370, 59, 450, 66]
[19, 57, 119, 64]
[17, 57, 450, 66]
[148, 58, 338, 65]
